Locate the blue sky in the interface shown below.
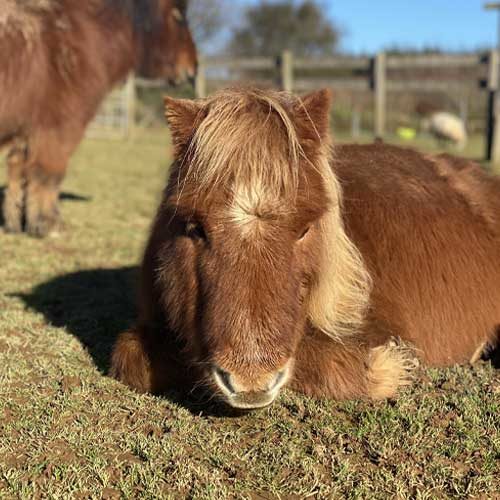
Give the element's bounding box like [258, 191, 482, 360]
[236, 0, 497, 53]
[330, 0, 495, 53]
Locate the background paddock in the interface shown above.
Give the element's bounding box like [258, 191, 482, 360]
[0, 136, 498, 497]
[91, 51, 495, 164]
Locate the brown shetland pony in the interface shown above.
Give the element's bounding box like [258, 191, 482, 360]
[1, 0, 197, 237]
[111, 87, 499, 409]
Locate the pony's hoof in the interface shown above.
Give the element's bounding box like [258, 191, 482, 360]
[2, 207, 23, 234]
[48, 219, 66, 238]
[3, 223, 23, 234]
[26, 216, 62, 238]
[3, 216, 23, 234]
[26, 222, 49, 238]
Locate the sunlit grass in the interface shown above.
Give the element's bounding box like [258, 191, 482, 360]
[0, 131, 498, 498]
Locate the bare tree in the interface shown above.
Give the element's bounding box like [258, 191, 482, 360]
[227, 0, 340, 57]
[188, 0, 233, 50]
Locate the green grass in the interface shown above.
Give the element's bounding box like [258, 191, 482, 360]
[0, 131, 499, 499]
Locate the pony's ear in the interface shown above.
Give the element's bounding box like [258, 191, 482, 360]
[295, 89, 333, 143]
[164, 96, 204, 156]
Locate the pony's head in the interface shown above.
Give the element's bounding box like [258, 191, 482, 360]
[138, 0, 197, 84]
[159, 87, 370, 409]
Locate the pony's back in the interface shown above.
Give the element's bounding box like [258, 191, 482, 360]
[335, 143, 500, 364]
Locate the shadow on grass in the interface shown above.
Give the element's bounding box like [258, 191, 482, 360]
[18, 267, 245, 417]
[19, 266, 139, 373]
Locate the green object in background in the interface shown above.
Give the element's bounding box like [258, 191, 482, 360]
[397, 127, 417, 140]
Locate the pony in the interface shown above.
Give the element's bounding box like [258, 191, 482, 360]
[424, 112, 467, 151]
[1, 0, 197, 237]
[111, 87, 499, 409]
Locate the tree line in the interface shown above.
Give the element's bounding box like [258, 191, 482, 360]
[188, 0, 340, 56]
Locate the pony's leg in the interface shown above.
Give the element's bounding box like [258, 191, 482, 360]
[291, 333, 416, 400]
[110, 328, 154, 393]
[110, 326, 192, 394]
[366, 338, 417, 399]
[3, 141, 28, 233]
[24, 124, 85, 237]
[25, 166, 64, 237]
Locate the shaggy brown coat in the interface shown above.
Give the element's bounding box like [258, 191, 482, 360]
[111, 87, 499, 407]
[1, 0, 197, 236]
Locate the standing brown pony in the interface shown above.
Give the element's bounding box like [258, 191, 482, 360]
[1, 0, 197, 237]
[111, 87, 499, 409]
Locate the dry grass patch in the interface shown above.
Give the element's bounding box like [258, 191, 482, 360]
[0, 131, 498, 498]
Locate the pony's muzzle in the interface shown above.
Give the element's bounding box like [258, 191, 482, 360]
[211, 364, 290, 410]
[169, 64, 197, 87]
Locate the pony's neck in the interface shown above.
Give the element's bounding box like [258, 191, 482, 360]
[106, 0, 159, 35]
[93, 0, 159, 82]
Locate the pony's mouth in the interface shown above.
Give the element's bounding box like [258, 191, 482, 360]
[223, 390, 278, 410]
[210, 363, 291, 410]
[167, 67, 197, 88]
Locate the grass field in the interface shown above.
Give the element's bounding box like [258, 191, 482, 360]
[0, 130, 499, 499]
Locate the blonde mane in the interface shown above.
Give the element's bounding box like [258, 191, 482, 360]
[308, 154, 372, 339]
[184, 87, 301, 200]
[180, 87, 372, 339]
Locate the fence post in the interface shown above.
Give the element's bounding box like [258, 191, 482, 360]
[459, 94, 468, 123]
[195, 56, 206, 99]
[351, 107, 361, 138]
[373, 52, 386, 139]
[125, 73, 136, 140]
[486, 49, 500, 168]
[278, 50, 294, 92]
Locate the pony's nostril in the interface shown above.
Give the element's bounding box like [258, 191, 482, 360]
[212, 366, 236, 394]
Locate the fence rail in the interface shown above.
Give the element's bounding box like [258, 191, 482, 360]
[92, 51, 500, 163]
[195, 50, 498, 163]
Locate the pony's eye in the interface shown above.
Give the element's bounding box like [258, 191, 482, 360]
[185, 222, 206, 241]
[298, 226, 310, 241]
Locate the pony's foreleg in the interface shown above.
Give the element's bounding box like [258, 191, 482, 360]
[25, 166, 65, 238]
[110, 326, 192, 394]
[24, 125, 84, 237]
[110, 327, 154, 393]
[291, 333, 416, 400]
[366, 339, 417, 399]
[3, 141, 28, 233]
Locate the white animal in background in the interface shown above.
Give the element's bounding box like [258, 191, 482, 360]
[423, 112, 467, 151]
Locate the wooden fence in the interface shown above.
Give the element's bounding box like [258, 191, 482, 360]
[87, 76, 136, 139]
[91, 51, 500, 163]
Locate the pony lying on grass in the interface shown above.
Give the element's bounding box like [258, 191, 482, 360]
[1, 0, 197, 237]
[111, 87, 499, 409]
